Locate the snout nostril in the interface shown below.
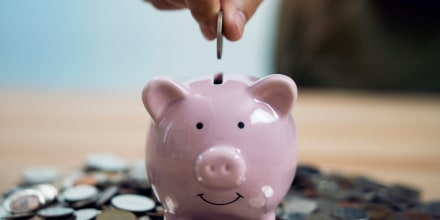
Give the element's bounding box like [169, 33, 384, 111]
[208, 165, 216, 173]
[206, 164, 233, 175]
[224, 164, 231, 173]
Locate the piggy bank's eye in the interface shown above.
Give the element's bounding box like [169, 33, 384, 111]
[237, 121, 245, 129]
[196, 122, 204, 130]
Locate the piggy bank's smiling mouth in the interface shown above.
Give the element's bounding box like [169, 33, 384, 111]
[197, 193, 244, 206]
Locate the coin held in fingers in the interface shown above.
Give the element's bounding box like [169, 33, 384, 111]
[217, 10, 223, 59]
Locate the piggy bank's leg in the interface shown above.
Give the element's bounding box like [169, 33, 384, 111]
[164, 214, 191, 220]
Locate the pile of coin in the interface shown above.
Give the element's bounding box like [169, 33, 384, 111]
[0, 153, 157, 220]
[1, 153, 438, 220]
[282, 165, 440, 220]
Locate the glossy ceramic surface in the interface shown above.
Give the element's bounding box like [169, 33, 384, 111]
[142, 73, 298, 220]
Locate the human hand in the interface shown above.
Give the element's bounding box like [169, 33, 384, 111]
[146, 0, 263, 41]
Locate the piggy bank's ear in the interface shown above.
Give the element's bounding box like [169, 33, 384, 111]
[142, 77, 188, 122]
[248, 74, 297, 117]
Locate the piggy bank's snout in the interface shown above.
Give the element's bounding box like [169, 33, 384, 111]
[195, 146, 246, 189]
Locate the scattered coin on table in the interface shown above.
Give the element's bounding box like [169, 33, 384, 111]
[37, 206, 75, 219]
[0, 153, 438, 220]
[74, 208, 101, 220]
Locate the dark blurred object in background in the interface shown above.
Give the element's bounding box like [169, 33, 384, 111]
[276, 0, 440, 93]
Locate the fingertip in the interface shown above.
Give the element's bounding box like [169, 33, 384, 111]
[200, 25, 216, 41]
[221, 0, 263, 41]
[223, 10, 246, 41]
[233, 11, 246, 41]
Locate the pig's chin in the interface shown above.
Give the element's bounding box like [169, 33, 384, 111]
[197, 192, 244, 206]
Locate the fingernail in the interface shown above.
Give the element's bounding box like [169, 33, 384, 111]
[201, 25, 215, 40]
[234, 11, 246, 36]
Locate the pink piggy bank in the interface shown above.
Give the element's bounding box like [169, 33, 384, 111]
[142, 73, 298, 220]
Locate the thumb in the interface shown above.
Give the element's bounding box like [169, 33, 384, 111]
[222, 0, 262, 41]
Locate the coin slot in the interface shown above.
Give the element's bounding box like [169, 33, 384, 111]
[213, 73, 223, 85]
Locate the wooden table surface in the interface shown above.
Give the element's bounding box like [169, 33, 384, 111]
[0, 88, 439, 200]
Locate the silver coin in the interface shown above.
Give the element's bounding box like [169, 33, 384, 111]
[3, 189, 46, 214]
[75, 208, 101, 220]
[95, 185, 119, 207]
[38, 206, 74, 218]
[427, 201, 440, 218]
[85, 153, 128, 172]
[283, 195, 318, 215]
[390, 184, 420, 201]
[282, 212, 306, 220]
[316, 176, 346, 200]
[71, 197, 98, 209]
[305, 213, 336, 220]
[2, 212, 36, 219]
[129, 159, 148, 181]
[128, 159, 150, 190]
[316, 199, 335, 214]
[332, 206, 369, 220]
[0, 206, 9, 219]
[111, 194, 155, 212]
[217, 10, 223, 59]
[22, 166, 59, 184]
[32, 184, 59, 203]
[62, 185, 98, 202]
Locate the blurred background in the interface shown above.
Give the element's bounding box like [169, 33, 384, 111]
[0, 0, 279, 90]
[277, 0, 440, 92]
[0, 0, 439, 200]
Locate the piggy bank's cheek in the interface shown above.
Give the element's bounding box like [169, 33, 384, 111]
[166, 129, 190, 154]
[157, 128, 194, 160]
[156, 116, 211, 160]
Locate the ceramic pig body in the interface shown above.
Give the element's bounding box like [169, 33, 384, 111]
[142, 74, 298, 220]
